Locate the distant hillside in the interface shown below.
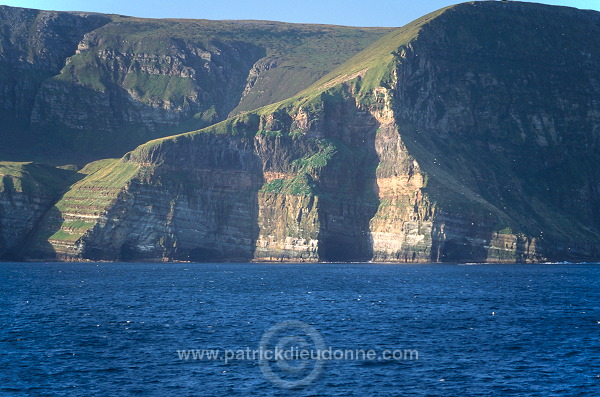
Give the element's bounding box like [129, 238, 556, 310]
[0, 5, 391, 165]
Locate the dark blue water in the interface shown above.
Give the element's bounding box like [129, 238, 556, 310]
[1, 262, 599, 396]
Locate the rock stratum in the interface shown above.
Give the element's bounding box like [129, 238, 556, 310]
[0, 5, 391, 163]
[2, 1, 600, 263]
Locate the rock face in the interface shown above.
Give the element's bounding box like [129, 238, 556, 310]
[30, 36, 264, 155]
[389, 2, 600, 262]
[0, 7, 111, 160]
[8, 1, 600, 263]
[0, 5, 391, 164]
[0, 162, 79, 259]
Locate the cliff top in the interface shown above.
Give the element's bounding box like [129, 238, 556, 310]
[130, 0, 600, 159]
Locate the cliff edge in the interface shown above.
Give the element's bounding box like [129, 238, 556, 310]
[23, 1, 600, 263]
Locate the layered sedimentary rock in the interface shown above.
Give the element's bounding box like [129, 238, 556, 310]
[0, 7, 111, 160]
[0, 5, 391, 163]
[0, 162, 79, 259]
[388, 2, 600, 262]
[12, 2, 600, 262]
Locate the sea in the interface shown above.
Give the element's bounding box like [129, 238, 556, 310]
[1, 262, 599, 396]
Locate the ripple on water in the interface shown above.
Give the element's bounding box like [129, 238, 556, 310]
[1, 262, 599, 396]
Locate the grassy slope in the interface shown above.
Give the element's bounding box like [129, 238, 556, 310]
[52, 15, 393, 114]
[29, 158, 141, 246]
[0, 161, 84, 258]
[0, 162, 81, 196]
[0, 6, 393, 166]
[297, 5, 453, 98]
[77, 7, 453, 208]
[0, 159, 127, 243]
[126, 5, 454, 153]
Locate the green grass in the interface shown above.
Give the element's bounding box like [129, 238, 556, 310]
[295, 5, 453, 100]
[52, 16, 392, 109]
[122, 72, 195, 103]
[9, 10, 393, 165]
[291, 140, 337, 172]
[256, 130, 284, 138]
[58, 160, 141, 204]
[78, 158, 120, 175]
[133, 3, 451, 133]
[32, 159, 143, 245]
[0, 161, 81, 196]
[54, 52, 107, 92]
[261, 174, 317, 196]
[60, 220, 96, 230]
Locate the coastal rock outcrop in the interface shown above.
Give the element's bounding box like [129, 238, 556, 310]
[6, 2, 600, 263]
[0, 162, 79, 259]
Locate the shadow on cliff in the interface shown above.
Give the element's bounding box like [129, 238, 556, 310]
[396, 118, 600, 263]
[397, 121, 539, 263]
[21, 204, 66, 260]
[151, 126, 264, 263]
[31, 39, 266, 167]
[12, 165, 86, 261]
[315, 92, 380, 262]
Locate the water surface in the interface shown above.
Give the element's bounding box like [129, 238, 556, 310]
[1, 262, 599, 396]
